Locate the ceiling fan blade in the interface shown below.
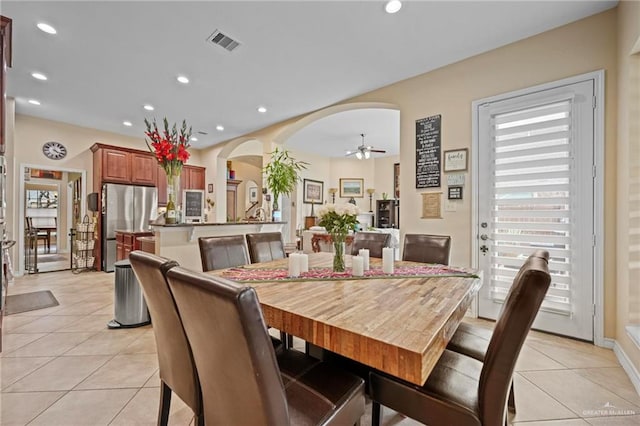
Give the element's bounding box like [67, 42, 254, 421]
[345, 150, 357, 157]
[370, 149, 386, 153]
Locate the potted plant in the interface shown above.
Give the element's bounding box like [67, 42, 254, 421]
[263, 147, 307, 221]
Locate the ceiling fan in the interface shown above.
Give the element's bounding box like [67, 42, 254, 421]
[345, 133, 387, 159]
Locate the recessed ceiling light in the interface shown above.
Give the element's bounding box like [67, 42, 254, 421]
[257, 106, 267, 113]
[28, 99, 41, 105]
[177, 75, 189, 84]
[385, 0, 402, 14]
[216, 125, 224, 131]
[190, 136, 198, 142]
[37, 22, 57, 34]
[143, 104, 154, 111]
[123, 121, 133, 127]
[31, 72, 47, 81]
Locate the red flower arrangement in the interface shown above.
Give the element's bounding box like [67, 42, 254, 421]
[144, 118, 192, 177]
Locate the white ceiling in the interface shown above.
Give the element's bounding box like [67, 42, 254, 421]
[4, 1, 616, 157]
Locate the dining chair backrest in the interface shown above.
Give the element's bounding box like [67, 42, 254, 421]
[198, 235, 249, 272]
[402, 234, 451, 265]
[245, 232, 286, 264]
[478, 250, 550, 425]
[166, 266, 290, 425]
[350, 232, 391, 258]
[129, 251, 202, 423]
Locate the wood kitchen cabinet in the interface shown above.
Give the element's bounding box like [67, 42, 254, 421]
[158, 164, 205, 206]
[184, 165, 205, 190]
[115, 231, 153, 261]
[101, 148, 131, 183]
[131, 153, 157, 185]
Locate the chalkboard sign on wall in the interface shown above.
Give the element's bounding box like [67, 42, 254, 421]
[182, 189, 205, 223]
[415, 115, 442, 188]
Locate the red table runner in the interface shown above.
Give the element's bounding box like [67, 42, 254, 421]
[221, 264, 476, 283]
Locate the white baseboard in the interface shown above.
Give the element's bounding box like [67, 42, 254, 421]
[613, 340, 640, 396]
[602, 337, 615, 349]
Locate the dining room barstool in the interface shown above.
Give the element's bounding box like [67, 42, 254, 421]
[198, 234, 249, 272]
[350, 231, 391, 258]
[245, 232, 286, 263]
[129, 251, 204, 426]
[402, 233, 451, 264]
[369, 251, 551, 426]
[166, 266, 366, 425]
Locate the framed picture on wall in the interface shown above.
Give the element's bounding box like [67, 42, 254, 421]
[303, 179, 324, 204]
[339, 178, 364, 198]
[249, 187, 258, 203]
[443, 148, 468, 172]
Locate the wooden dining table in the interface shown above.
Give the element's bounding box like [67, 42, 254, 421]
[208, 252, 482, 386]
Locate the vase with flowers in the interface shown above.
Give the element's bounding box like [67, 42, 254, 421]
[317, 203, 360, 272]
[145, 118, 191, 224]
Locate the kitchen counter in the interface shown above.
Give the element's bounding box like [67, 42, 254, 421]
[150, 221, 286, 271]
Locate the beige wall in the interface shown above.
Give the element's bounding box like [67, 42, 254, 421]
[616, 0, 640, 375]
[205, 10, 619, 338]
[347, 9, 618, 282]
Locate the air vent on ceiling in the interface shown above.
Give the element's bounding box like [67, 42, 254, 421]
[207, 30, 241, 52]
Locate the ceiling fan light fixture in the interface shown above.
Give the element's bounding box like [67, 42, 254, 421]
[364, 150, 370, 159]
[355, 151, 363, 160]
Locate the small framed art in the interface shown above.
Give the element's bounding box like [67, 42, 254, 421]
[303, 179, 324, 204]
[443, 148, 468, 172]
[339, 178, 364, 198]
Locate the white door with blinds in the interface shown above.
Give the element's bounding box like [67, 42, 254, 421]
[477, 79, 595, 341]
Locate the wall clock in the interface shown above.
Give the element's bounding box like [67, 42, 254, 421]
[42, 141, 67, 160]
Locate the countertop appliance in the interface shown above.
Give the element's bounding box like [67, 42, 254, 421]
[102, 184, 157, 272]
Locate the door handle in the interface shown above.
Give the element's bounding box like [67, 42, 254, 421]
[480, 234, 490, 241]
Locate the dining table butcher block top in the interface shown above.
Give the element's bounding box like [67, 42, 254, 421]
[209, 252, 482, 386]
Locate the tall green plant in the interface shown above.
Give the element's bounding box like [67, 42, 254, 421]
[263, 147, 308, 212]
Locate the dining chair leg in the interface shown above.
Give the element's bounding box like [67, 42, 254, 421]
[508, 381, 516, 412]
[371, 401, 382, 426]
[195, 413, 205, 426]
[158, 381, 172, 426]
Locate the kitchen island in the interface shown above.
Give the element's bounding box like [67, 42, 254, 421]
[149, 222, 286, 271]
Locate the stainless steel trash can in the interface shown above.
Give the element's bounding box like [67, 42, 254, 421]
[107, 259, 150, 328]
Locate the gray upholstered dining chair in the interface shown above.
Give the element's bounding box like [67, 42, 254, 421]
[166, 266, 366, 425]
[245, 232, 286, 263]
[369, 251, 551, 426]
[402, 233, 451, 265]
[129, 251, 204, 426]
[350, 231, 391, 258]
[198, 234, 249, 272]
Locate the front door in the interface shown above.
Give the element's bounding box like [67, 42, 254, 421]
[476, 78, 596, 341]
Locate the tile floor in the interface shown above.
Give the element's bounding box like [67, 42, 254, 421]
[1, 270, 639, 425]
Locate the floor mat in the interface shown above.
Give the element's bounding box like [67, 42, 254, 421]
[5, 290, 59, 315]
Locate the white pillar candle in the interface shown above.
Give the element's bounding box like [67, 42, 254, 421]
[299, 253, 309, 273]
[352, 255, 364, 277]
[288, 253, 301, 277]
[359, 248, 370, 271]
[382, 247, 394, 274]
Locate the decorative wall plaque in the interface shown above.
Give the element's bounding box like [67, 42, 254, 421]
[421, 192, 442, 219]
[415, 115, 441, 188]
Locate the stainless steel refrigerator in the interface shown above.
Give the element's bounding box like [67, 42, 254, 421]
[102, 184, 157, 272]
